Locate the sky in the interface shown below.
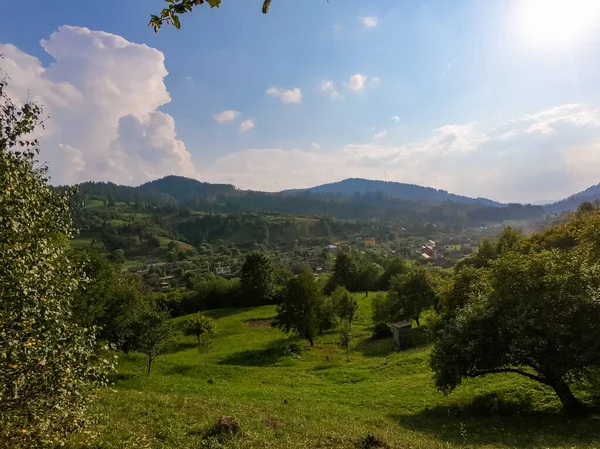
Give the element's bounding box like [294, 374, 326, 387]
[1, 0, 600, 203]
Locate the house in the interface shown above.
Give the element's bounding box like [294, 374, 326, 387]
[363, 238, 376, 247]
[392, 321, 413, 349]
[421, 240, 437, 259]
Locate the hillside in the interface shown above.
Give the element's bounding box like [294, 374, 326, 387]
[72, 298, 600, 449]
[290, 178, 501, 207]
[71, 176, 545, 224]
[546, 183, 600, 213]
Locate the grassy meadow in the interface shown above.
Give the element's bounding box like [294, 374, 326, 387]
[75, 295, 600, 449]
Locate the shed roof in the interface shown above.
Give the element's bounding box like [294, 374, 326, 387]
[392, 321, 412, 329]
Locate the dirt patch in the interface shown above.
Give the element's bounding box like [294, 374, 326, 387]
[264, 417, 282, 429]
[246, 318, 273, 329]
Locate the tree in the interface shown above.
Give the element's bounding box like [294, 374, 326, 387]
[331, 286, 358, 324]
[431, 250, 600, 412]
[132, 309, 175, 375]
[184, 313, 217, 344]
[388, 268, 437, 326]
[272, 273, 323, 346]
[0, 78, 110, 447]
[338, 320, 353, 362]
[150, 0, 276, 32]
[378, 258, 409, 290]
[241, 252, 275, 306]
[325, 252, 362, 293]
[112, 248, 126, 264]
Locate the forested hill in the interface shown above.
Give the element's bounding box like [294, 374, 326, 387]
[289, 178, 501, 207]
[545, 183, 600, 214]
[68, 175, 545, 225]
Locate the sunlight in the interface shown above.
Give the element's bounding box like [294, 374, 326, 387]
[519, 0, 600, 44]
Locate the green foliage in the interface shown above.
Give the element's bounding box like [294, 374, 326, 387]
[241, 252, 275, 306]
[0, 79, 110, 447]
[132, 308, 176, 375]
[272, 273, 323, 346]
[111, 248, 126, 264]
[184, 313, 217, 344]
[432, 249, 600, 412]
[338, 320, 353, 362]
[150, 0, 277, 32]
[371, 293, 391, 326]
[378, 258, 409, 290]
[331, 286, 359, 324]
[326, 252, 363, 293]
[316, 295, 338, 334]
[388, 268, 437, 326]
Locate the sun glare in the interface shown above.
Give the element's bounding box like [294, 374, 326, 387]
[520, 0, 600, 44]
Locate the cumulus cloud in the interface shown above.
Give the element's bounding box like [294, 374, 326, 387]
[318, 80, 340, 99]
[360, 16, 378, 28]
[345, 74, 379, 92]
[346, 74, 367, 92]
[213, 110, 240, 123]
[391, 116, 400, 123]
[0, 26, 196, 185]
[197, 104, 600, 202]
[266, 86, 302, 104]
[238, 119, 255, 132]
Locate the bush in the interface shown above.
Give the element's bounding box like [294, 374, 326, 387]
[372, 323, 393, 339]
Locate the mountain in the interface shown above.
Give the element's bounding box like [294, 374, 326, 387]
[545, 183, 600, 214]
[138, 175, 236, 202]
[288, 178, 502, 207]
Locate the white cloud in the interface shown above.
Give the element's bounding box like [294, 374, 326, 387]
[360, 16, 378, 28]
[0, 26, 197, 185]
[346, 74, 367, 92]
[370, 76, 381, 87]
[318, 80, 340, 99]
[266, 86, 302, 104]
[310, 142, 321, 150]
[391, 116, 400, 123]
[374, 130, 387, 139]
[213, 109, 240, 123]
[197, 104, 600, 202]
[238, 119, 255, 132]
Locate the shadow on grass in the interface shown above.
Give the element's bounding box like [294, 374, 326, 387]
[217, 338, 295, 367]
[355, 326, 431, 357]
[167, 341, 199, 353]
[203, 307, 252, 320]
[393, 392, 600, 448]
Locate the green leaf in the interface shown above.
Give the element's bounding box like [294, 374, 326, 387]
[173, 15, 181, 29]
[207, 0, 221, 7]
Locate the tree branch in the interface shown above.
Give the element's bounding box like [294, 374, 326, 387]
[468, 368, 545, 384]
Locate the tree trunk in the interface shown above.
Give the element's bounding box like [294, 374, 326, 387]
[548, 378, 582, 413]
[308, 336, 314, 347]
[147, 356, 153, 375]
[415, 314, 420, 327]
[346, 347, 349, 362]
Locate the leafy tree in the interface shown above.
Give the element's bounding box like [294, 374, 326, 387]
[495, 226, 522, 255]
[112, 248, 126, 264]
[0, 79, 110, 447]
[132, 309, 175, 375]
[331, 286, 358, 324]
[338, 320, 353, 362]
[371, 293, 391, 327]
[388, 268, 437, 326]
[431, 250, 600, 412]
[184, 313, 217, 344]
[316, 295, 338, 334]
[150, 0, 276, 32]
[325, 252, 362, 293]
[358, 263, 382, 292]
[378, 258, 409, 290]
[241, 252, 275, 306]
[272, 273, 323, 346]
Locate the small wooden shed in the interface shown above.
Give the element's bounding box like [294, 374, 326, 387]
[392, 321, 413, 349]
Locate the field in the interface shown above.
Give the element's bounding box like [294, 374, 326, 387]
[74, 296, 600, 449]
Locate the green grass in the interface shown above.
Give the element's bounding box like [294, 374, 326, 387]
[158, 237, 195, 252]
[71, 295, 600, 449]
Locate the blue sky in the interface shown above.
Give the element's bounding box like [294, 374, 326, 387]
[1, 0, 600, 202]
